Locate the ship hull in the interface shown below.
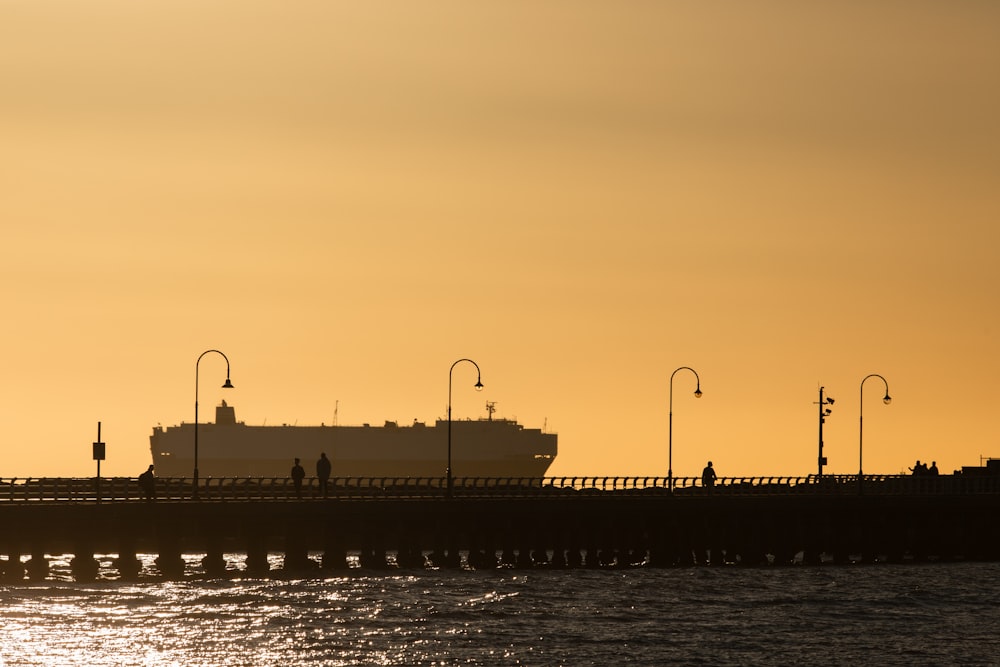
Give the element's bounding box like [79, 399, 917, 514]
[150, 412, 557, 480]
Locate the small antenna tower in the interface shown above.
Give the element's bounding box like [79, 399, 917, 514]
[485, 401, 496, 421]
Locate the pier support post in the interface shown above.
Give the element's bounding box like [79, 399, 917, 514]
[391, 520, 423, 569]
[583, 543, 600, 568]
[499, 521, 517, 567]
[155, 549, 185, 579]
[1, 553, 25, 582]
[115, 548, 141, 580]
[466, 530, 496, 570]
[515, 543, 533, 568]
[202, 545, 228, 578]
[321, 531, 349, 571]
[565, 547, 583, 568]
[283, 531, 315, 572]
[394, 544, 424, 569]
[27, 548, 49, 581]
[445, 539, 462, 569]
[71, 544, 100, 582]
[358, 532, 388, 569]
[245, 534, 270, 576]
[648, 523, 674, 567]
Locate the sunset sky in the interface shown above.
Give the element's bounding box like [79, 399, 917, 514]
[1, 1, 997, 480]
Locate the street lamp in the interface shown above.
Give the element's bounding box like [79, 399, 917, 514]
[195, 349, 234, 498]
[447, 358, 483, 498]
[668, 366, 702, 492]
[859, 373, 891, 481]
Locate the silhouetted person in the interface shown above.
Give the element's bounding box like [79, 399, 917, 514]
[316, 452, 331, 498]
[138, 464, 156, 502]
[702, 461, 717, 492]
[929, 461, 939, 475]
[291, 458, 306, 499]
[909, 460, 925, 475]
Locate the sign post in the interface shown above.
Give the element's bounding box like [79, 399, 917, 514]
[93, 422, 106, 503]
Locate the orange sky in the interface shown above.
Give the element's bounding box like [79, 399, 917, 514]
[1, 1, 998, 480]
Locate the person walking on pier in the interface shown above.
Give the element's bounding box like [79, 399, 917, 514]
[316, 452, 331, 498]
[138, 465, 156, 502]
[702, 461, 717, 493]
[291, 458, 306, 499]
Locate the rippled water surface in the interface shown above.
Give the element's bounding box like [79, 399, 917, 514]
[2, 559, 999, 665]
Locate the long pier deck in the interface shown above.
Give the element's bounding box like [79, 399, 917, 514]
[2, 475, 998, 581]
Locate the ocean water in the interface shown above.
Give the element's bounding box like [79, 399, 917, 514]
[2, 556, 999, 666]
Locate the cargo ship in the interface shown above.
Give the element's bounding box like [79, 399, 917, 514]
[150, 401, 557, 479]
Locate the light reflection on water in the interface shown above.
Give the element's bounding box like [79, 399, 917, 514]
[2, 561, 1000, 666]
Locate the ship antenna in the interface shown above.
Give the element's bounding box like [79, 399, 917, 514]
[486, 401, 496, 422]
[334, 400, 339, 426]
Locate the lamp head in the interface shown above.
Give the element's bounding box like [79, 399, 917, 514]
[694, 386, 703, 398]
[826, 397, 835, 405]
[474, 380, 484, 391]
[883, 394, 892, 405]
[222, 378, 234, 389]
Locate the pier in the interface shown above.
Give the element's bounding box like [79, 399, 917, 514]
[1, 475, 999, 581]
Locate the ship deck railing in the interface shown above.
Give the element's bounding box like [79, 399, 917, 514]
[0, 474, 998, 503]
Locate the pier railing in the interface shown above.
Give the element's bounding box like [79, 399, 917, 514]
[1, 474, 998, 503]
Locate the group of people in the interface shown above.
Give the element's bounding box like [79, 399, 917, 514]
[290, 453, 332, 499]
[134, 453, 335, 502]
[909, 460, 939, 476]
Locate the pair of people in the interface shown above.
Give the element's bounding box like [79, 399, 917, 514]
[290, 453, 332, 498]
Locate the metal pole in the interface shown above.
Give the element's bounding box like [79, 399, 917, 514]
[669, 367, 702, 493]
[195, 350, 234, 499]
[668, 398, 673, 492]
[859, 374, 891, 489]
[96, 422, 101, 504]
[194, 378, 199, 497]
[447, 358, 482, 499]
[858, 389, 864, 479]
[818, 387, 825, 478]
[447, 374, 452, 498]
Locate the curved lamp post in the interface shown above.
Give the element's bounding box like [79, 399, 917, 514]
[668, 366, 702, 492]
[447, 358, 483, 498]
[195, 349, 234, 498]
[858, 373, 891, 481]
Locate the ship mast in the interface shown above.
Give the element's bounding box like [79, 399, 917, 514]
[486, 401, 496, 422]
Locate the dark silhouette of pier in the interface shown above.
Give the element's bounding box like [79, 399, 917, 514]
[1, 474, 999, 580]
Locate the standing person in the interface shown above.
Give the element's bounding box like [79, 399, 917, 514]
[291, 458, 306, 499]
[702, 461, 717, 492]
[138, 464, 156, 502]
[316, 452, 331, 498]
